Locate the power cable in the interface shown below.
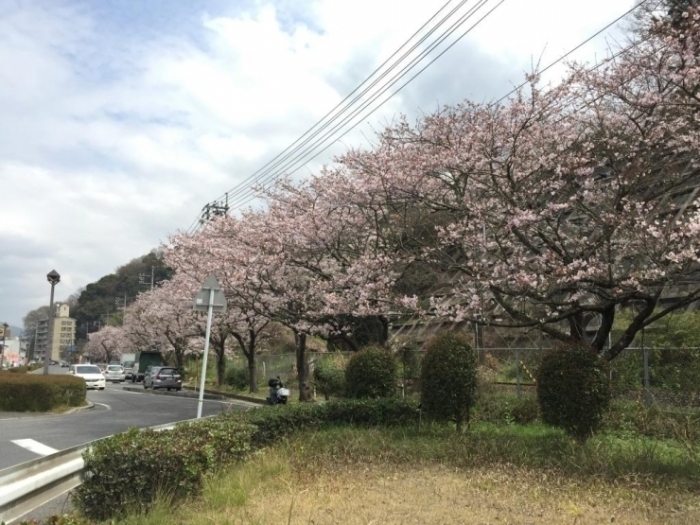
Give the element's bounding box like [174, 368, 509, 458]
[190, 0, 652, 230]
[221, 0, 494, 213]
[209, 0, 499, 215]
[190, 0, 492, 230]
[225, 0, 501, 213]
[187, 0, 470, 232]
[209, 0, 470, 209]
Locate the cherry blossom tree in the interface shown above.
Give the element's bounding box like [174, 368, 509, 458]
[164, 233, 272, 390]
[85, 326, 130, 364]
[332, 3, 700, 360]
[166, 176, 401, 400]
[126, 279, 199, 371]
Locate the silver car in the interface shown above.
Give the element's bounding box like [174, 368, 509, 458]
[104, 364, 126, 382]
[143, 366, 183, 391]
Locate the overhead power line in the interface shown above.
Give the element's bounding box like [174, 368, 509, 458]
[188, 0, 502, 232]
[190, 0, 651, 232]
[222, 0, 501, 214]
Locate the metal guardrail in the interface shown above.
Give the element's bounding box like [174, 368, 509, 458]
[0, 419, 195, 524]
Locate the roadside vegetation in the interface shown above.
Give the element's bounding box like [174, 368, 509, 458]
[0, 372, 86, 412]
[19, 329, 700, 524]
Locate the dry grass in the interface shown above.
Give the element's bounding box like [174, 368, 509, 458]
[120, 448, 700, 525]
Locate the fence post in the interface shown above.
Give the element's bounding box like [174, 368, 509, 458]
[515, 348, 521, 398]
[643, 345, 652, 406]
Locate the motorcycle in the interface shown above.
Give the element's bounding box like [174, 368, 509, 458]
[266, 376, 290, 405]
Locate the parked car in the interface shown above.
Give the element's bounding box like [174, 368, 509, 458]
[59, 361, 69, 368]
[143, 366, 182, 391]
[68, 364, 106, 390]
[104, 364, 126, 382]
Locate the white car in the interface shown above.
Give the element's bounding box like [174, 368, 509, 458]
[104, 364, 126, 382]
[68, 364, 106, 390]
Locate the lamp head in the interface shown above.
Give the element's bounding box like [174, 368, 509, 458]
[46, 269, 61, 285]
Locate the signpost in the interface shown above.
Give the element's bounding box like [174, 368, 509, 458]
[193, 275, 226, 418]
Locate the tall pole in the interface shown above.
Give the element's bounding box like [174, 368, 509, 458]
[44, 270, 61, 375]
[151, 266, 155, 291]
[197, 288, 215, 419]
[44, 283, 56, 375]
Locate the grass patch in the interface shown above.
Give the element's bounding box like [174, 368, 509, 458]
[114, 427, 700, 525]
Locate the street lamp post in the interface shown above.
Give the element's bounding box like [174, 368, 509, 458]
[0, 322, 8, 370]
[44, 270, 61, 375]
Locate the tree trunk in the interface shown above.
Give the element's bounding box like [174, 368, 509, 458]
[295, 331, 311, 402]
[216, 342, 227, 386]
[248, 329, 257, 392]
[212, 337, 226, 386]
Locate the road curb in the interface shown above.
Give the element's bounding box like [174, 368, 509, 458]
[122, 385, 266, 405]
[62, 401, 95, 415]
[122, 386, 227, 401]
[180, 385, 267, 405]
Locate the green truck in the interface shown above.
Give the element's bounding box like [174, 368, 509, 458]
[130, 350, 163, 383]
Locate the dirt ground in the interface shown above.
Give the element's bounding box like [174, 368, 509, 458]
[231, 464, 700, 525]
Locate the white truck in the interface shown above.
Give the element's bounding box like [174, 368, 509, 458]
[121, 353, 136, 380]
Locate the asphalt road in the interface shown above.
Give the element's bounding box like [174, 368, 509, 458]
[0, 366, 251, 471]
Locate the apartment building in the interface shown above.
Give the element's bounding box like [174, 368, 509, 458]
[35, 303, 76, 362]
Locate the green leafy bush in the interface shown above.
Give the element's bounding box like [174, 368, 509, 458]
[344, 346, 397, 398]
[225, 367, 249, 391]
[420, 331, 478, 431]
[313, 356, 347, 399]
[537, 343, 611, 441]
[240, 398, 419, 448]
[0, 373, 85, 411]
[74, 418, 254, 521]
[475, 391, 539, 425]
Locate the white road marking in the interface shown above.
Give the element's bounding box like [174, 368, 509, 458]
[11, 439, 59, 456]
[93, 402, 111, 410]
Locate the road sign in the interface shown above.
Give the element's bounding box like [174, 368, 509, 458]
[193, 275, 227, 313]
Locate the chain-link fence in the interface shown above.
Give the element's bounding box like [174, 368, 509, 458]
[227, 351, 355, 391]
[397, 346, 700, 408]
[229, 347, 700, 408]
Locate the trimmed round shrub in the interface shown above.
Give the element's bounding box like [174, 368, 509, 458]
[0, 372, 86, 411]
[225, 367, 249, 391]
[420, 331, 477, 431]
[537, 343, 611, 441]
[313, 356, 347, 400]
[345, 346, 397, 398]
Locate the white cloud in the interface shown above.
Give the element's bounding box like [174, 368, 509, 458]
[0, 0, 634, 326]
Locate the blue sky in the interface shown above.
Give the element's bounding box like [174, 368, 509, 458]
[0, 0, 635, 327]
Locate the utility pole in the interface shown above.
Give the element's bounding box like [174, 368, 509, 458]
[115, 296, 127, 325]
[139, 266, 155, 291]
[198, 193, 229, 226]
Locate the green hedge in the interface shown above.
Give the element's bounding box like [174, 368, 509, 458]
[0, 373, 85, 411]
[240, 398, 419, 447]
[312, 358, 347, 400]
[74, 398, 419, 520]
[75, 418, 254, 521]
[345, 346, 397, 398]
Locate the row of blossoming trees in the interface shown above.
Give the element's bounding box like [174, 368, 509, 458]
[87, 4, 700, 400]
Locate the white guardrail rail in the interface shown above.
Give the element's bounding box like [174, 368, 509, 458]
[0, 420, 196, 524]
